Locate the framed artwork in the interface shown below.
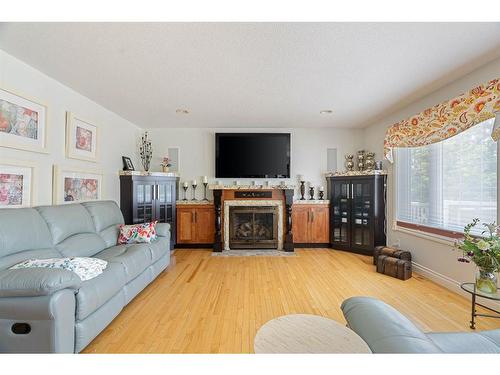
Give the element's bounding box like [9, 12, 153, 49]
[53, 165, 103, 204]
[122, 156, 135, 171]
[66, 112, 98, 162]
[0, 87, 47, 153]
[0, 161, 35, 208]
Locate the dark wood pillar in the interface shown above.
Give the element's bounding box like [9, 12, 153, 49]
[213, 189, 223, 252]
[284, 189, 294, 252]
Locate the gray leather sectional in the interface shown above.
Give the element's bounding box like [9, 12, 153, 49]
[0, 200, 171, 353]
[342, 296, 500, 353]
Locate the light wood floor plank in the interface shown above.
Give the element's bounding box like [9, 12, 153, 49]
[83, 249, 500, 353]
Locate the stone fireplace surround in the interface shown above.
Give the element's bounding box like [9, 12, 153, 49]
[224, 200, 283, 250]
[211, 187, 295, 252]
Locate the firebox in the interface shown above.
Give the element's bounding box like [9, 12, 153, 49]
[229, 206, 279, 249]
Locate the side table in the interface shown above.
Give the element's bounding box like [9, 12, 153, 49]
[460, 283, 500, 329]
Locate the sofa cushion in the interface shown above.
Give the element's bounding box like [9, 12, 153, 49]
[56, 233, 107, 258]
[147, 237, 170, 262]
[36, 204, 96, 244]
[75, 262, 126, 320]
[0, 208, 53, 258]
[82, 201, 124, 248]
[82, 201, 124, 233]
[96, 244, 152, 282]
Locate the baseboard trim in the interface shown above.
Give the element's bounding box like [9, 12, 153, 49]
[412, 261, 500, 311]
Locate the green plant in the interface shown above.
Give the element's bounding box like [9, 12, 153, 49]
[455, 218, 500, 273]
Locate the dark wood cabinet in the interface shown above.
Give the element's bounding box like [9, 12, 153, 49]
[327, 174, 386, 255]
[292, 204, 329, 245]
[176, 204, 215, 245]
[120, 174, 179, 248]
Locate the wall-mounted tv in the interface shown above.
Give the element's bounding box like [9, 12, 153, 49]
[215, 133, 291, 178]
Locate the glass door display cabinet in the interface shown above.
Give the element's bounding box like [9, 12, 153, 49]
[326, 174, 386, 255]
[120, 174, 179, 248]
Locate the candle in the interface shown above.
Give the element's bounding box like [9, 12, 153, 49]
[319, 186, 324, 192]
[183, 181, 188, 188]
[217, 180, 222, 186]
[297, 174, 304, 182]
[202, 176, 208, 184]
[192, 180, 197, 186]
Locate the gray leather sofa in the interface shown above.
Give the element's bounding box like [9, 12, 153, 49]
[0, 200, 171, 353]
[341, 296, 500, 353]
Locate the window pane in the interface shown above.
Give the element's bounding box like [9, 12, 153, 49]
[396, 118, 497, 235]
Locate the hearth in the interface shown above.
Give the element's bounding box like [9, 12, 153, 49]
[229, 206, 278, 249]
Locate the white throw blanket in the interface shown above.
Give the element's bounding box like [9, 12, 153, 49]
[10, 257, 108, 281]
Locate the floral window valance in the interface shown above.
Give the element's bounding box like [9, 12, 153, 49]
[384, 78, 500, 162]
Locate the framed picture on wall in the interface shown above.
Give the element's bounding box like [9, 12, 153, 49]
[53, 165, 103, 204]
[65, 112, 98, 162]
[0, 161, 35, 208]
[0, 87, 48, 153]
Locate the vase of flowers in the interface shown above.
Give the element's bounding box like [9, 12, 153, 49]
[455, 218, 500, 294]
[160, 157, 172, 172]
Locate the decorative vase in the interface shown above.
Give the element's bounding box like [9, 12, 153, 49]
[475, 268, 498, 294]
[345, 155, 354, 171]
[365, 152, 376, 171]
[162, 166, 169, 172]
[357, 150, 365, 171]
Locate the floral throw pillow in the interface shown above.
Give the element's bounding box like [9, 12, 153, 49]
[118, 221, 158, 244]
[10, 257, 108, 281]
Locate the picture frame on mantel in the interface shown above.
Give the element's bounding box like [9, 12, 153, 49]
[0, 160, 36, 208]
[65, 112, 99, 162]
[52, 165, 103, 204]
[0, 87, 48, 154]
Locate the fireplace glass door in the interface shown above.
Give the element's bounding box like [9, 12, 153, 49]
[229, 207, 278, 249]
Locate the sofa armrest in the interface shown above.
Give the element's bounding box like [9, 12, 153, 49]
[341, 296, 442, 353]
[156, 222, 171, 237]
[0, 268, 82, 298]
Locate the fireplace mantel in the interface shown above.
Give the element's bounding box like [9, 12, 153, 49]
[212, 188, 295, 252]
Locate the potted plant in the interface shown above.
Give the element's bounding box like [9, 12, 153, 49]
[455, 218, 500, 294]
[160, 157, 172, 172]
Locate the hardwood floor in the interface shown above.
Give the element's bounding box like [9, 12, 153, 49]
[83, 249, 500, 353]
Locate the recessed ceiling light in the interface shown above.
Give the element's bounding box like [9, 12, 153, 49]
[176, 109, 189, 114]
[320, 110, 333, 114]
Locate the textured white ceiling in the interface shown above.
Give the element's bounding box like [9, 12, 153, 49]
[0, 23, 499, 129]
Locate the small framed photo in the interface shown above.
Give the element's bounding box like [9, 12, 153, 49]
[0, 87, 47, 153]
[0, 161, 35, 208]
[66, 112, 98, 162]
[122, 156, 135, 171]
[53, 165, 103, 204]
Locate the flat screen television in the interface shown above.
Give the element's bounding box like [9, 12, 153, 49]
[215, 133, 291, 178]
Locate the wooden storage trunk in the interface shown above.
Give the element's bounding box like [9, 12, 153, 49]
[376, 255, 412, 280]
[373, 246, 412, 265]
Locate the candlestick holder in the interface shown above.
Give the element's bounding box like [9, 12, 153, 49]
[182, 185, 188, 201]
[309, 186, 315, 200]
[191, 184, 197, 200]
[299, 181, 306, 200]
[203, 182, 209, 201]
[319, 190, 324, 200]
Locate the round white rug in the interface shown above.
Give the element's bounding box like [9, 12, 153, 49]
[253, 314, 371, 353]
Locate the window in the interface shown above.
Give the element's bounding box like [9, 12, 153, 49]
[396, 118, 497, 237]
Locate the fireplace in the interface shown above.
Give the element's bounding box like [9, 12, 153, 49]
[229, 206, 278, 249]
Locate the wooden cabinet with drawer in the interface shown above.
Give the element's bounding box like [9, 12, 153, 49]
[292, 204, 329, 245]
[176, 204, 215, 245]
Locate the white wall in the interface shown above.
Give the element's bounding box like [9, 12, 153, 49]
[145, 127, 365, 199]
[362, 57, 500, 307]
[0, 50, 140, 206]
